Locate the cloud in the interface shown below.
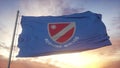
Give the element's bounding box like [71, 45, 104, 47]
[0, 42, 9, 49]
[0, 21, 7, 34]
[82, 37, 120, 59]
[19, 0, 85, 16]
[19, 0, 62, 16]
[0, 55, 58, 68]
[78, 59, 120, 68]
[61, 7, 85, 15]
[106, 16, 120, 39]
[112, 16, 120, 26]
[101, 60, 120, 68]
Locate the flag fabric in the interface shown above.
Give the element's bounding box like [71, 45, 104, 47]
[17, 11, 111, 57]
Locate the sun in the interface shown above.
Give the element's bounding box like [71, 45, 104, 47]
[45, 52, 100, 68]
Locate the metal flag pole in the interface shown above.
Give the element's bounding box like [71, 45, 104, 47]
[7, 10, 19, 68]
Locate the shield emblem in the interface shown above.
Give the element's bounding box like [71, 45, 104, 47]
[48, 22, 76, 44]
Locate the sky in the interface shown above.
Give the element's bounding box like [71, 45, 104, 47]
[0, 0, 120, 68]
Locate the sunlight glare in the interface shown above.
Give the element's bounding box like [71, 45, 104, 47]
[0, 48, 9, 58]
[46, 52, 100, 68]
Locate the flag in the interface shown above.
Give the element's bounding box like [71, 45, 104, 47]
[17, 11, 111, 57]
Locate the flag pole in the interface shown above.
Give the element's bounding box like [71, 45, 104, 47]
[7, 10, 19, 68]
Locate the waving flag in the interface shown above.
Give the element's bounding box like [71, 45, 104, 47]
[17, 11, 111, 57]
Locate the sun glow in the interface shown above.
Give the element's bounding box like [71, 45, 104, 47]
[28, 52, 101, 68]
[35, 52, 101, 68]
[0, 48, 9, 58]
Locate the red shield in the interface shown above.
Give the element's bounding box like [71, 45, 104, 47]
[48, 22, 76, 44]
